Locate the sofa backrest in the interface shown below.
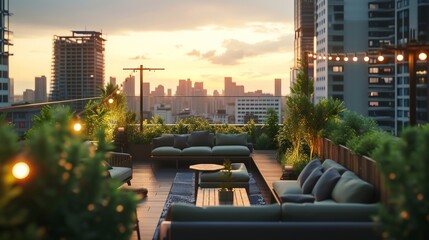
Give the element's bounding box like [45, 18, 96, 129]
[281, 203, 379, 222]
[215, 133, 248, 146]
[332, 171, 375, 203]
[166, 203, 282, 222]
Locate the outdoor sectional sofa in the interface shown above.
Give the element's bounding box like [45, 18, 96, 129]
[272, 159, 376, 205]
[159, 203, 381, 240]
[150, 131, 253, 168]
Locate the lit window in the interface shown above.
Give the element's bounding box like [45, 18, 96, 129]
[369, 101, 379, 107]
[332, 66, 343, 72]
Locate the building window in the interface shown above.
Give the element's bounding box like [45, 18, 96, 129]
[332, 85, 343, 91]
[332, 66, 343, 72]
[369, 101, 379, 107]
[370, 92, 379, 97]
[369, 67, 379, 73]
[384, 77, 393, 84]
[369, 77, 379, 83]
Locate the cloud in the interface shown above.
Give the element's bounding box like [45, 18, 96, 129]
[188, 35, 290, 65]
[129, 55, 148, 60]
[12, 0, 293, 34]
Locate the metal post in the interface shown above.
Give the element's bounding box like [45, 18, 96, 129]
[408, 52, 416, 126]
[123, 65, 165, 132]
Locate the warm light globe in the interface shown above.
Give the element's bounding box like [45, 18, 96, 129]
[344, 57, 349, 62]
[397, 54, 404, 61]
[377, 55, 384, 62]
[353, 56, 358, 62]
[108, 98, 114, 104]
[419, 52, 427, 61]
[328, 56, 333, 60]
[364, 56, 370, 62]
[12, 162, 30, 179]
[73, 123, 82, 132]
[335, 56, 340, 61]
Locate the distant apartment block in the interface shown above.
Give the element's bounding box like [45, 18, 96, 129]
[109, 76, 116, 86]
[153, 104, 173, 123]
[0, 0, 12, 108]
[50, 31, 105, 110]
[23, 89, 35, 103]
[275, 78, 282, 96]
[235, 97, 281, 124]
[35, 75, 47, 103]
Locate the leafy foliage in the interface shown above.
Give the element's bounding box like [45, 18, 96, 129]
[347, 130, 392, 157]
[0, 107, 138, 240]
[290, 58, 314, 100]
[255, 133, 271, 150]
[372, 125, 429, 240]
[264, 108, 280, 148]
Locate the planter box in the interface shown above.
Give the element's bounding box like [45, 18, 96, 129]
[129, 143, 151, 161]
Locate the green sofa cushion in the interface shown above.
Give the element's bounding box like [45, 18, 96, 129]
[215, 133, 248, 146]
[212, 146, 250, 156]
[321, 159, 347, 174]
[189, 131, 214, 147]
[167, 203, 281, 222]
[281, 203, 379, 222]
[200, 163, 249, 182]
[332, 171, 375, 203]
[152, 134, 175, 149]
[173, 134, 189, 150]
[152, 146, 182, 156]
[181, 146, 212, 156]
[108, 167, 131, 183]
[272, 181, 302, 196]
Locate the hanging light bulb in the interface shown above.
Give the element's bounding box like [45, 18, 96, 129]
[396, 53, 404, 61]
[418, 52, 427, 61]
[335, 56, 340, 61]
[308, 53, 313, 57]
[364, 56, 370, 62]
[353, 55, 358, 62]
[313, 54, 317, 59]
[12, 161, 30, 180]
[377, 55, 384, 62]
[73, 122, 82, 132]
[328, 56, 333, 60]
[322, 55, 326, 60]
[108, 98, 114, 104]
[344, 56, 349, 62]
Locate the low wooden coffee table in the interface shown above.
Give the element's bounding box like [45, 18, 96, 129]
[196, 188, 250, 207]
[189, 163, 224, 199]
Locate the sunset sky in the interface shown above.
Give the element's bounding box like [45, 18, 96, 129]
[10, 0, 294, 96]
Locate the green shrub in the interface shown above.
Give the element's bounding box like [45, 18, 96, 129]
[372, 125, 429, 240]
[255, 133, 271, 150]
[347, 130, 392, 157]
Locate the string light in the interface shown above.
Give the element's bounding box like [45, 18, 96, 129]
[397, 53, 404, 61]
[73, 122, 82, 132]
[328, 56, 332, 60]
[353, 55, 358, 62]
[364, 56, 370, 62]
[12, 161, 30, 179]
[335, 56, 340, 61]
[377, 55, 385, 62]
[419, 52, 427, 61]
[108, 98, 114, 104]
[344, 56, 349, 62]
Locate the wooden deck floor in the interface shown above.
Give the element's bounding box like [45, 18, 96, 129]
[129, 150, 282, 240]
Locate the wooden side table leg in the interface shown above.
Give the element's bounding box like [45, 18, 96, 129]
[194, 170, 199, 200]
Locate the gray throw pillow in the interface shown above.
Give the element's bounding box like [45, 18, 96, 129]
[312, 167, 341, 201]
[301, 167, 323, 194]
[173, 134, 189, 150]
[189, 131, 212, 147]
[297, 159, 322, 187]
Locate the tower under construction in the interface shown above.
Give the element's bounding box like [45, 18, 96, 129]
[50, 31, 105, 110]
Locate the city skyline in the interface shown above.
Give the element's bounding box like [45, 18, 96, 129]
[10, 0, 294, 97]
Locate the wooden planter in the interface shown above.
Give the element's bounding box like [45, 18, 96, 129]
[128, 143, 152, 161]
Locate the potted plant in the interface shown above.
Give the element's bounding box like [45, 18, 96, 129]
[218, 159, 234, 202]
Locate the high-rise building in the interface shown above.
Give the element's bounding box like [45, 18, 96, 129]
[35, 75, 47, 103]
[23, 89, 35, 103]
[314, 0, 369, 116]
[367, 0, 395, 132]
[123, 75, 135, 96]
[0, 0, 12, 108]
[275, 78, 282, 96]
[292, 0, 315, 88]
[294, 0, 315, 68]
[9, 77, 13, 103]
[394, 1, 429, 133]
[50, 31, 105, 110]
[109, 76, 116, 86]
